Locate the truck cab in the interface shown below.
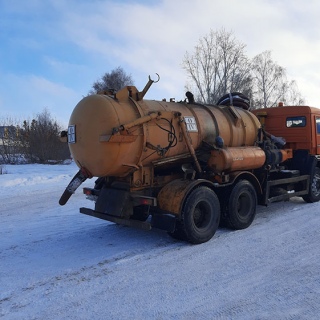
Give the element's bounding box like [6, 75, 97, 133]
[253, 105, 320, 156]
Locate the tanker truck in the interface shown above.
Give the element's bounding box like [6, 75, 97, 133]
[59, 75, 320, 244]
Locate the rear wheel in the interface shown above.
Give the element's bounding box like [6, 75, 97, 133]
[302, 167, 320, 203]
[170, 187, 220, 244]
[221, 180, 257, 230]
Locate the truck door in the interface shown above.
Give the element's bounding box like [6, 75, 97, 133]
[316, 117, 320, 155]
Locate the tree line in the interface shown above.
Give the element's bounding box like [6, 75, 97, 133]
[0, 110, 70, 164]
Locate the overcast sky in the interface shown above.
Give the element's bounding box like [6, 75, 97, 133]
[1, 0, 319, 126]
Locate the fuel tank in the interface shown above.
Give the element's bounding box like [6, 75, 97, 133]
[208, 147, 266, 172]
[67, 86, 261, 177]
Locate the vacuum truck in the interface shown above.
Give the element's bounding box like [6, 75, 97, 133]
[59, 75, 320, 244]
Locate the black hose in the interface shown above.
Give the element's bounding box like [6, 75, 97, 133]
[217, 92, 251, 110]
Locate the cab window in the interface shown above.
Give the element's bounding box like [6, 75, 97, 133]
[286, 116, 306, 128]
[316, 117, 320, 134]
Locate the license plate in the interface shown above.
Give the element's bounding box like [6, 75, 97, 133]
[68, 125, 76, 143]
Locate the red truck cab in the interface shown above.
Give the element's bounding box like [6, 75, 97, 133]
[253, 105, 320, 156]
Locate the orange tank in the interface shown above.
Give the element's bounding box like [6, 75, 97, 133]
[67, 85, 262, 177]
[208, 147, 266, 172]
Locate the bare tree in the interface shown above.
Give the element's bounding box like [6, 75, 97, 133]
[89, 66, 134, 94]
[251, 51, 305, 108]
[281, 80, 305, 106]
[182, 28, 252, 104]
[182, 29, 305, 108]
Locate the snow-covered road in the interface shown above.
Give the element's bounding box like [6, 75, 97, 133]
[1, 163, 320, 319]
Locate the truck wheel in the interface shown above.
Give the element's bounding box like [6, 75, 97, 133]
[302, 167, 320, 203]
[222, 180, 257, 230]
[171, 187, 220, 244]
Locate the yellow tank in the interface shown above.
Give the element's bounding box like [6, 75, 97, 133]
[67, 84, 262, 177]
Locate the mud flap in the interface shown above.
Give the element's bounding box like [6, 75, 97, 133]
[151, 213, 176, 232]
[95, 187, 133, 217]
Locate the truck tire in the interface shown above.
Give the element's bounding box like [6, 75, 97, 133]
[222, 180, 257, 230]
[170, 187, 220, 244]
[302, 167, 320, 203]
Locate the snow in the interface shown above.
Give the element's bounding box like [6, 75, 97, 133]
[1, 162, 320, 319]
